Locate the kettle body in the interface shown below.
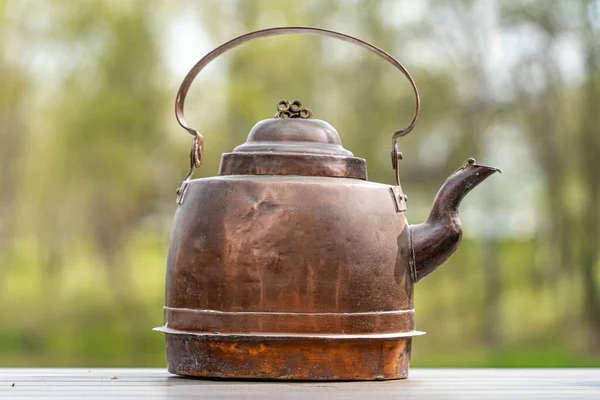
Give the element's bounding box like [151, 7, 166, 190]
[156, 27, 499, 380]
[162, 175, 416, 379]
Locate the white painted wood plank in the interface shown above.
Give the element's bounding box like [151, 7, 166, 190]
[0, 368, 598, 399]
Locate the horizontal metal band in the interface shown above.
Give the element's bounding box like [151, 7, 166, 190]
[164, 307, 415, 335]
[219, 153, 367, 180]
[155, 326, 425, 342]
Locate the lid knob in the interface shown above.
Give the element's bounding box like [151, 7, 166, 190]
[274, 100, 313, 119]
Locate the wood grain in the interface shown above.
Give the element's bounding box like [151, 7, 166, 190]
[0, 368, 598, 399]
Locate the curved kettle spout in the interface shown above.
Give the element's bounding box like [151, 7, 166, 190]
[410, 158, 500, 282]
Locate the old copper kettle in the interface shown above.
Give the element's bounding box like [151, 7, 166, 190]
[155, 27, 499, 380]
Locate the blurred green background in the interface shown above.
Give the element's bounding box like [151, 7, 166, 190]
[1, 0, 599, 368]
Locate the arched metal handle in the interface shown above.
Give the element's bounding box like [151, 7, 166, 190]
[175, 26, 420, 202]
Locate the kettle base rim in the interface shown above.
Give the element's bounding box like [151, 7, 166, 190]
[159, 329, 421, 380]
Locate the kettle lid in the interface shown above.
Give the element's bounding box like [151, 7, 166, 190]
[218, 100, 366, 180]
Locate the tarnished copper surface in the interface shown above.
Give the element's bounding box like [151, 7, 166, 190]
[231, 119, 351, 156]
[219, 118, 367, 179]
[161, 175, 420, 380]
[162, 308, 416, 334]
[219, 153, 366, 179]
[164, 332, 412, 380]
[159, 26, 500, 381]
[165, 176, 413, 314]
[410, 159, 501, 281]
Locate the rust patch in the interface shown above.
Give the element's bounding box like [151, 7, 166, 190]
[165, 333, 411, 380]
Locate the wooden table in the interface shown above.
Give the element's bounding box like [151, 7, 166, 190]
[1, 368, 599, 399]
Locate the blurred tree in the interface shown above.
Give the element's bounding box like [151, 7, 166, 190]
[578, 0, 600, 348]
[505, 0, 574, 295]
[428, 0, 505, 348]
[504, 0, 600, 349]
[0, 0, 599, 367]
[27, 1, 168, 308]
[0, 0, 29, 283]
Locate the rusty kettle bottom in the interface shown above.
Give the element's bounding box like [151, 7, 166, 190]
[162, 330, 415, 380]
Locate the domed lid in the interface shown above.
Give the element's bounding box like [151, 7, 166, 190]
[218, 100, 366, 180]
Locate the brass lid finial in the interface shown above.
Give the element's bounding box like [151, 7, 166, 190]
[274, 100, 312, 119]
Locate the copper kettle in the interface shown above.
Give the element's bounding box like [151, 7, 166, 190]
[155, 27, 499, 380]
